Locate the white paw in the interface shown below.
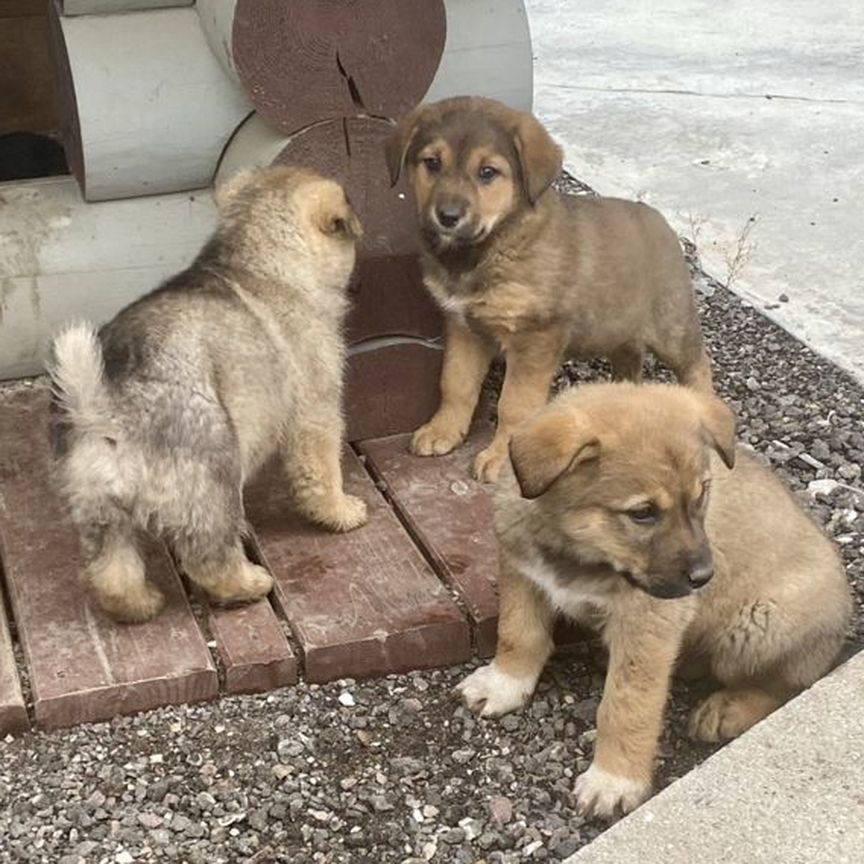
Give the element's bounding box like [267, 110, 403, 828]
[332, 494, 368, 532]
[574, 763, 651, 819]
[454, 663, 537, 717]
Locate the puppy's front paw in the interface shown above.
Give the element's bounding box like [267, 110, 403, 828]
[455, 663, 536, 717]
[410, 418, 465, 457]
[317, 494, 368, 533]
[333, 494, 368, 532]
[574, 763, 651, 819]
[472, 444, 508, 483]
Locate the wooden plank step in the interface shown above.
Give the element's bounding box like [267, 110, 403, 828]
[245, 450, 471, 683]
[359, 427, 501, 656]
[0, 576, 28, 734]
[0, 387, 217, 730]
[205, 598, 298, 695]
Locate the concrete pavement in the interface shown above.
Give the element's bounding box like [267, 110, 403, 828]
[527, 0, 864, 382]
[565, 649, 864, 864]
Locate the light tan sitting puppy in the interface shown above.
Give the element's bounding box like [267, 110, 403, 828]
[457, 382, 851, 818]
[50, 166, 367, 622]
[386, 96, 713, 483]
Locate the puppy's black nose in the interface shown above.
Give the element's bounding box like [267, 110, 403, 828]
[436, 204, 465, 228]
[687, 552, 714, 589]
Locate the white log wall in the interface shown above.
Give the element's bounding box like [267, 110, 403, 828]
[61, 7, 251, 201]
[213, 112, 288, 184]
[195, 0, 240, 84]
[0, 178, 217, 379]
[422, 0, 533, 111]
[62, 1, 191, 14]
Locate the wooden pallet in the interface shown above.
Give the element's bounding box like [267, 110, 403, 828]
[0, 385, 504, 733]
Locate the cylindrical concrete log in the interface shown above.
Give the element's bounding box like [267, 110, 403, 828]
[0, 178, 217, 379]
[49, 4, 251, 201]
[195, 0, 241, 83]
[62, 1, 191, 15]
[423, 0, 533, 110]
[197, 0, 446, 133]
[213, 112, 287, 185]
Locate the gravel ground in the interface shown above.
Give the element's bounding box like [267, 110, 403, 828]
[0, 174, 861, 864]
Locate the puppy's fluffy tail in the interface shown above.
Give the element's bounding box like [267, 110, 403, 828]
[49, 322, 116, 443]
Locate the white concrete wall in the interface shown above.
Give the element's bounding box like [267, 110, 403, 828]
[0, 179, 217, 379]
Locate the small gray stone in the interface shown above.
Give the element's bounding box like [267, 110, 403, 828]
[451, 749, 476, 765]
[441, 827, 466, 844]
[489, 796, 513, 825]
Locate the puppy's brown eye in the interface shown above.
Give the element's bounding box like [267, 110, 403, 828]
[423, 156, 442, 174]
[627, 504, 658, 525]
[478, 165, 499, 183]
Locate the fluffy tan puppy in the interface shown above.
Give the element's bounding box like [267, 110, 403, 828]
[50, 166, 367, 622]
[457, 382, 851, 817]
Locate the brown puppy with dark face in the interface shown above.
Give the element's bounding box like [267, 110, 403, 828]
[386, 96, 713, 482]
[457, 382, 851, 818]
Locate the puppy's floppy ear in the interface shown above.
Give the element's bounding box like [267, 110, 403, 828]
[214, 168, 256, 211]
[696, 393, 737, 469]
[385, 108, 421, 187]
[509, 407, 600, 499]
[316, 192, 363, 240]
[512, 112, 563, 205]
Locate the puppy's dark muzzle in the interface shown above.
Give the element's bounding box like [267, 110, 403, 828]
[685, 549, 714, 590]
[436, 204, 465, 229]
[624, 548, 714, 600]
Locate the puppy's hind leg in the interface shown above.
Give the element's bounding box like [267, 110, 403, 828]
[650, 277, 714, 393]
[687, 687, 785, 742]
[84, 524, 165, 622]
[689, 594, 847, 741]
[676, 349, 714, 394]
[172, 466, 272, 604]
[180, 539, 273, 606]
[652, 322, 714, 394]
[609, 345, 645, 383]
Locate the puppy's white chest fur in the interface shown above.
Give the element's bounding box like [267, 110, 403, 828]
[424, 273, 469, 325]
[513, 552, 610, 623]
[439, 293, 470, 325]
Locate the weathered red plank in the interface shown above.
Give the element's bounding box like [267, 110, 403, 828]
[245, 450, 471, 682]
[0, 387, 217, 730]
[205, 598, 298, 695]
[359, 426, 502, 656]
[0, 576, 28, 734]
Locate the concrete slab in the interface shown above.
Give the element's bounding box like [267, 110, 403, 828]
[527, 0, 864, 382]
[566, 649, 864, 864]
